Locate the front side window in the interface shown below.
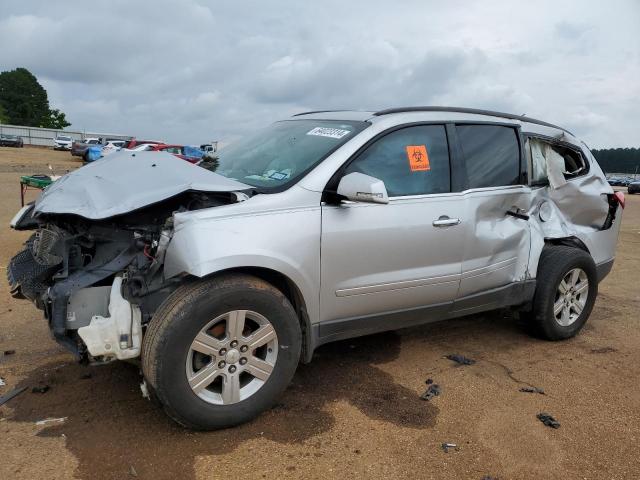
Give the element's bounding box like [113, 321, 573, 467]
[213, 120, 368, 191]
[456, 125, 520, 189]
[343, 125, 450, 196]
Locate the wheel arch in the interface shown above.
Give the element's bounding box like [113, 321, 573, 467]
[544, 236, 590, 254]
[201, 266, 315, 363]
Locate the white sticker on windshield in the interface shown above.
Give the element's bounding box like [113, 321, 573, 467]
[306, 127, 351, 139]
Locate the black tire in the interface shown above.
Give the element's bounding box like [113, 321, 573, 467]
[142, 274, 301, 430]
[527, 245, 597, 340]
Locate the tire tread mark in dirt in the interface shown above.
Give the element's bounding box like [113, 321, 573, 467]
[8, 332, 437, 480]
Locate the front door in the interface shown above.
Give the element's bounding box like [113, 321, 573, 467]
[320, 124, 467, 327]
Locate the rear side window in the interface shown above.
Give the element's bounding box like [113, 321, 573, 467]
[343, 125, 450, 196]
[456, 125, 520, 188]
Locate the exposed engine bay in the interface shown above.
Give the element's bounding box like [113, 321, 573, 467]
[7, 151, 251, 363]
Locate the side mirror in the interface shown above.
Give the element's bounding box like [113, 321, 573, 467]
[337, 172, 389, 204]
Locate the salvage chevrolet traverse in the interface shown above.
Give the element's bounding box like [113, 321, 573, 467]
[8, 107, 623, 429]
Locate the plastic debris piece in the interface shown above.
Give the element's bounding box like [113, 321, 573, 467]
[0, 377, 5, 386]
[520, 386, 545, 395]
[441, 442, 458, 453]
[3, 349, 16, 356]
[445, 354, 476, 365]
[35, 417, 67, 426]
[537, 412, 560, 429]
[420, 383, 441, 401]
[129, 465, 138, 477]
[140, 381, 150, 400]
[0, 386, 27, 406]
[32, 385, 50, 394]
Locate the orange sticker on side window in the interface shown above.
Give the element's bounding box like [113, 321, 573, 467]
[406, 145, 430, 171]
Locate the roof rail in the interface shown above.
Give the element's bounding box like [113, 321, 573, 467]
[373, 106, 572, 134]
[292, 109, 353, 117]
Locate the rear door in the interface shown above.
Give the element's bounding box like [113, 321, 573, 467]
[320, 124, 467, 327]
[451, 124, 532, 300]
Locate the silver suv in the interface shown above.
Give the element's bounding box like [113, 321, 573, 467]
[8, 107, 624, 429]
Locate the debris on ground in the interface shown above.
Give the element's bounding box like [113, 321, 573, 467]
[441, 442, 459, 453]
[129, 465, 138, 477]
[80, 372, 92, 380]
[420, 381, 442, 401]
[519, 386, 545, 395]
[445, 354, 476, 365]
[140, 381, 150, 400]
[35, 417, 67, 426]
[537, 412, 560, 429]
[0, 386, 27, 406]
[590, 346, 617, 354]
[0, 377, 5, 386]
[3, 349, 16, 356]
[481, 476, 498, 480]
[32, 385, 50, 394]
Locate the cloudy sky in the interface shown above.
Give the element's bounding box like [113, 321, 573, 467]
[1, 0, 638, 148]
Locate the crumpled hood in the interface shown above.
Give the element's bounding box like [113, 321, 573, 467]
[34, 150, 250, 220]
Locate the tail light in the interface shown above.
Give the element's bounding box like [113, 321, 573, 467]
[602, 192, 624, 230]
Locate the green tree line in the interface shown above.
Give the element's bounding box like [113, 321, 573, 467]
[591, 148, 640, 174]
[0, 67, 70, 129]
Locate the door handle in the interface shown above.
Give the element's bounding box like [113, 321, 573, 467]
[433, 216, 461, 227]
[506, 207, 530, 221]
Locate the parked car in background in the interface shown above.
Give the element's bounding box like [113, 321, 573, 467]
[123, 139, 164, 149]
[125, 143, 158, 152]
[149, 144, 205, 163]
[8, 107, 624, 430]
[83, 141, 127, 162]
[71, 137, 101, 157]
[628, 181, 640, 194]
[200, 143, 217, 153]
[0, 134, 24, 147]
[79, 139, 128, 161]
[53, 135, 73, 150]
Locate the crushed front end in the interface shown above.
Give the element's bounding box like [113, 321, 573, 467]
[8, 194, 237, 362]
[7, 151, 250, 363]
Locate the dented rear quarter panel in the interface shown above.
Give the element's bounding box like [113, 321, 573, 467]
[522, 134, 620, 275]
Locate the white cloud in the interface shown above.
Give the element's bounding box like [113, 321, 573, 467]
[0, 0, 638, 147]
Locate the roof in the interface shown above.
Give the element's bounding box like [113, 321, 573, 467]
[292, 106, 572, 135]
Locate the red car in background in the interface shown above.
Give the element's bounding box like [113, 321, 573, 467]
[148, 144, 204, 164]
[124, 139, 164, 149]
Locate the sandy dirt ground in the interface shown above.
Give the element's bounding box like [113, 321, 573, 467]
[0, 146, 638, 480]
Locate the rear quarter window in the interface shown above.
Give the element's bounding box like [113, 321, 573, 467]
[528, 137, 589, 186]
[456, 125, 520, 189]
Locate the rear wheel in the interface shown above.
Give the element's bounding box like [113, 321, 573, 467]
[142, 274, 301, 430]
[527, 245, 597, 340]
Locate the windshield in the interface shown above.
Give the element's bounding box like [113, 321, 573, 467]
[58, 136, 71, 141]
[211, 119, 368, 191]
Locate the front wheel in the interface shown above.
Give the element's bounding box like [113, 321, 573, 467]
[142, 274, 301, 430]
[527, 245, 598, 340]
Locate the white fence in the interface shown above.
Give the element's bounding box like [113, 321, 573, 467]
[0, 123, 131, 147]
